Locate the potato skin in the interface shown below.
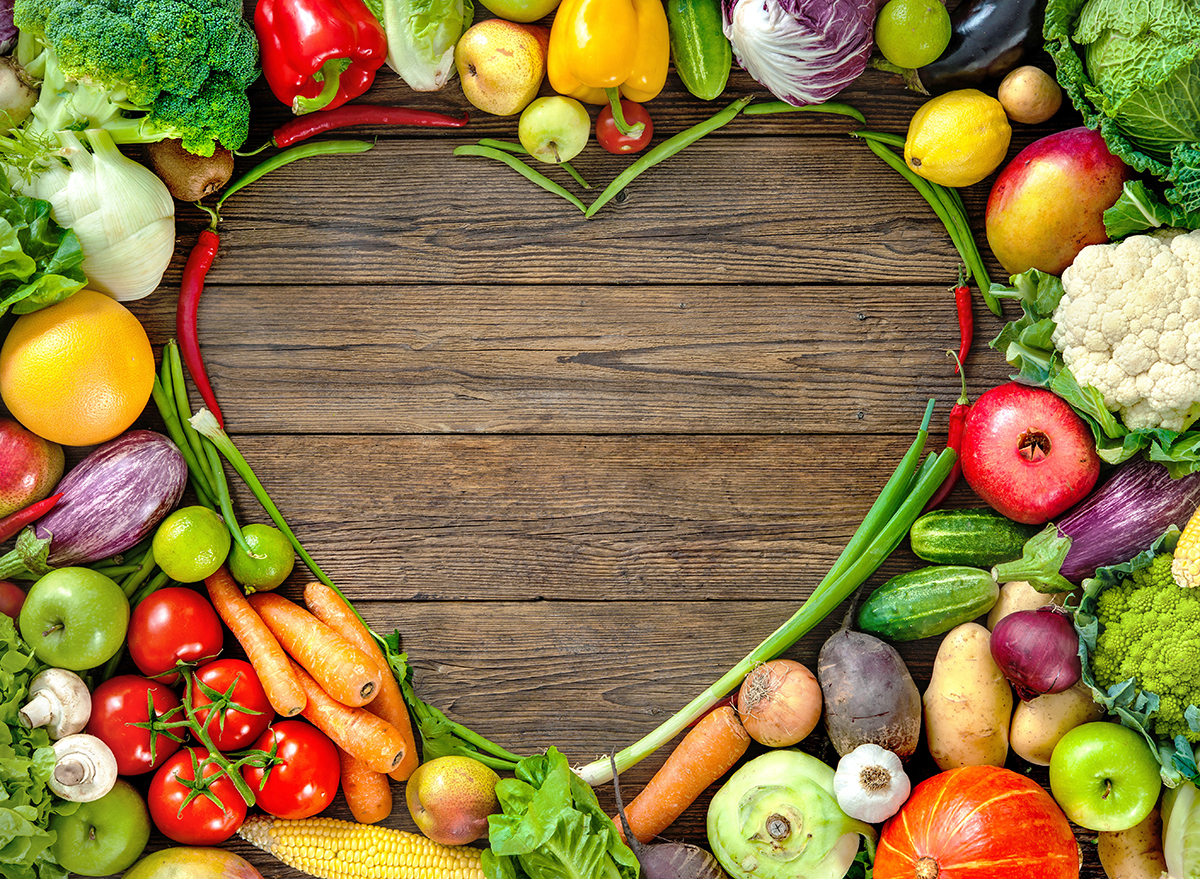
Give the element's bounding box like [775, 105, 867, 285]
[986, 580, 1066, 630]
[1097, 807, 1167, 879]
[1010, 680, 1104, 766]
[922, 622, 1013, 770]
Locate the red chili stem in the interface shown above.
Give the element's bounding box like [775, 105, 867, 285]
[922, 352, 970, 513]
[0, 492, 62, 542]
[953, 266, 973, 374]
[271, 104, 470, 149]
[177, 229, 225, 429]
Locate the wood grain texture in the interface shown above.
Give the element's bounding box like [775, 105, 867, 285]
[0, 3, 1109, 876]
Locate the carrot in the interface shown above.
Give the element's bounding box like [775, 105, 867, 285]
[290, 659, 409, 774]
[617, 704, 751, 844]
[247, 592, 383, 708]
[337, 745, 393, 824]
[205, 566, 306, 717]
[303, 581, 421, 781]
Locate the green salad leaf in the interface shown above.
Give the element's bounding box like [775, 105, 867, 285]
[0, 176, 86, 319]
[1044, 0, 1200, 226]
[1104, 180, 1200, 238]
[0, 614, 78, 879]
[991, 271, 1200, 474]
[481, 748, 639, 879]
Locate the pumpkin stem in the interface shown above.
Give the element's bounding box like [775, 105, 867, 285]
[915, 856, 939, 879]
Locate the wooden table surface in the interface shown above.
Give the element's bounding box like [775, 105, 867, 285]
[9, 6, 1114, 876]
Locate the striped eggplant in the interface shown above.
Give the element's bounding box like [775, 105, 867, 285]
[0, 430, 188, 579]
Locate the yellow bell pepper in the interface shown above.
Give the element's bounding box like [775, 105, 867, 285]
[548, 0, 669, 107]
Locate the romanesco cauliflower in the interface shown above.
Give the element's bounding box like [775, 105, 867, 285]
[1091, 551, 1200, 741]
[1051, 228, 1200, 432]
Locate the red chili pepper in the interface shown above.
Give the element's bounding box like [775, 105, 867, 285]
[270, 105, 470, 149]
[953, 266, 973, 374]
[923, 352, 971, 514]
[254, 0, 388, 115]
[177, 228, 225, 428]
[0, 492, 62, 542]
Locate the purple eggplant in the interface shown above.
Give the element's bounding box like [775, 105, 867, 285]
[0, 430, 187, 579]
[1055, 457, 1200, 582]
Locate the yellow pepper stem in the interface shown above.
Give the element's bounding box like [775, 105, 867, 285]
[606, 88, 644, 138]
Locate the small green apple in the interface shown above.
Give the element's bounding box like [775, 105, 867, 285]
[19, 567, 129, 670]
[518, 96, 590, 164]
[477, 0, 561, 23]
[49, 779, 151, 876]
[405, 755, 500, 845]
[1048, 721, 1162, 832]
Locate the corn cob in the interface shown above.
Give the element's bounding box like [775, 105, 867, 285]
[237, 814, 486, 879]
[1173, 507, 1200, 588]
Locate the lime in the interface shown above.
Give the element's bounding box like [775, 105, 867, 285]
[152, 506, 231, 583]
[874, 0, 952, 70]
[228, 523, 295, 593]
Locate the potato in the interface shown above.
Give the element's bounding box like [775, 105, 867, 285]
[1010, 680, 1105, 765]
[987, 580, 1067, 630]
[998, 65, 1064, 125]
[923, 622, 1013, 770]
[1097, 807, 1167, 879]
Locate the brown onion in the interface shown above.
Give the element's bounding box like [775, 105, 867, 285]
[989, 606, 1081, 701]
[735, 659, 822, 747]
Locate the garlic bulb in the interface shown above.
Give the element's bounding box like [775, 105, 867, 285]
[24, 128, 174, 301]
[833, 743, 911, 824]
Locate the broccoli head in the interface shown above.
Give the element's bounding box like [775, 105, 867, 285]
[1091, 551, 1200, 741]
[10, 0, 258, 156]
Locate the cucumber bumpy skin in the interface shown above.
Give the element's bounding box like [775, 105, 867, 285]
[667, 0, 732, 101]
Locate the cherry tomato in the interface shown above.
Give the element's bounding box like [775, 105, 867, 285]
[148, 747, 247, 845]
[595, 100, 654, 154]
[85, 674, 183, 776]
[241, 720, 339, 820]
[191, 658, 273, 752]
[127, 587, 223, 684]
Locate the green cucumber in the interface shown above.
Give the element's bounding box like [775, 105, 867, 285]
[909, 507, 1041, 567]
[667, 0, 732, 102]
[857, 565, 999, 642]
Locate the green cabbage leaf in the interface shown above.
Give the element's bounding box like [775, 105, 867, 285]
[1044, 0, 1200, 231]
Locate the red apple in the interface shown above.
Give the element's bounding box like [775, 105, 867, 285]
[0, 417, 64, 518]
[960, 383, 1101, 524]
[0, 580, 25, 619]
[985, 127, 1131, 276]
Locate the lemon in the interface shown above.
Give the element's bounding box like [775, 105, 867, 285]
[904, 89, 1013, 188]
[874, 0, 952, 70]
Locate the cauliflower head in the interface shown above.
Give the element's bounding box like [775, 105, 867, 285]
[1091, 552, 1200, 741]
[1052, 228, 1200, 432]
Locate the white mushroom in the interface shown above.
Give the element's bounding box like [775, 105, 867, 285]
[19, 668, 92, 739]
[48, 734, 118, 803]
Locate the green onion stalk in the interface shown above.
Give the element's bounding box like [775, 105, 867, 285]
[576, 399, 956, 785]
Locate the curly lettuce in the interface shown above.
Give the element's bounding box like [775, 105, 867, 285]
[1044, 0, 1200, 232]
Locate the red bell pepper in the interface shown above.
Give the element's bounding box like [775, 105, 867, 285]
[254, 0, 389, 116]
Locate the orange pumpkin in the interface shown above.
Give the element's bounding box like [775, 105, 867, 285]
[874, 765, 1080, 879]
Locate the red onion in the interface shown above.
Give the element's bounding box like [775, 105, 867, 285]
[989, 606, 1081, 701]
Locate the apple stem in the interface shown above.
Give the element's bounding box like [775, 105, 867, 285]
[1018, 430, 1051, 462]
[606, 89, 644, 139]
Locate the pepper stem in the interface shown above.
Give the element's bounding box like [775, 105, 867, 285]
[606, 88, 644, 138]
[293, 58, 352, 115]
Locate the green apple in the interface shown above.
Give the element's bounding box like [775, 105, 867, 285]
[518, 96, 590, 164]
[49, 779, 151, 876]
[477, 0, 561, 23]
[1048, 721, 1162, 832]
[405, 755, 500, 845]
[455, 19, 547, 117]
[19, 567, 129, 670]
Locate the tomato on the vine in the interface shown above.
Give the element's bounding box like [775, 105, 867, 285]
[596, 100, 654, 154]
[241, 720, 339, 820]
[148, 747, 247, 845]
[127, 587, 223, 684]
[191, 658, 273, 752]
[85, 674, 183, 776]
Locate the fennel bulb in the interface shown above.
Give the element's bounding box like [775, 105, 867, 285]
[22, 128, 174, 301]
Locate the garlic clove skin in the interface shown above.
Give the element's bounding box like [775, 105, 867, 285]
[833, 742, 911, 824]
